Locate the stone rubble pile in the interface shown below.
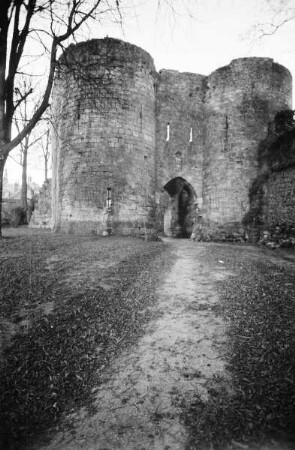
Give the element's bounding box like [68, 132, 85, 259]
[190, 221, 295, 248]
[258, 224, 295, 249]
[190, 221, 246, 243]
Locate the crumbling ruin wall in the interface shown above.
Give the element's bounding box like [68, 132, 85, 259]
[264, 166, 295, 228]
[244, 123, 295, 247]
[52, 38, 157, 235]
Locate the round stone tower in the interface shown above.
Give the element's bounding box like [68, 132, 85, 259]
[52, 38, 157, 235]
[202, 57, 292, 233]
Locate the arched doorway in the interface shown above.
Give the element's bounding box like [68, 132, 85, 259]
[163, 177, 196, 238]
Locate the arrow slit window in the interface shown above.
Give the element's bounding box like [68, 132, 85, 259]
[107, 188, 112, 208]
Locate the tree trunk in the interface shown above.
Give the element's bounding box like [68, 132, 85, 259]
[44, 128, 50, 182]
[45, 155, 48, 182]
[0, 156, 6, 237]
[21, 138, 28, 213]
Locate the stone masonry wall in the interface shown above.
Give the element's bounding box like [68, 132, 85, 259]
[155, 70, 206, 232]
[203, 58, 292, 234]
[156, 70, 205, 194]
[245, 127, 295, 247]
[265, 166, 295, 227]
[52, 38, 156, 235]
[51, 38, 293, 237]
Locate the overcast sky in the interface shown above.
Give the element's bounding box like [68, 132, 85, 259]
[116, 0, 295, 85]
[6, 0, 295, 185]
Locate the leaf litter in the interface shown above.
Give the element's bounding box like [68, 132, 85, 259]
[183, 244, 295, 450]
[1, 232, 295, 450]
[0, 232, 171, 449]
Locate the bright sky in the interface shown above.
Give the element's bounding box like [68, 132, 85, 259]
[114, 0, 295, 87]
[6, 0, 295, 185]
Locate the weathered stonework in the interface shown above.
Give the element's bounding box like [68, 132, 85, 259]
[264, 164, 295, 228]
[52, 39, 156, 235]
[245, 123, 295, 247]
[51, 38, 293, 237]
[203, 58, 291, 230]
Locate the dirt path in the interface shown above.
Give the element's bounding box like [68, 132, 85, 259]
[39, 239, 233, 450]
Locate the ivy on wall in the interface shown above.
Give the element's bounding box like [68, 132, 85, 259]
[242, 172, 269, 227]
[243, 110, 295, 231]
[259, 110, 295, 169]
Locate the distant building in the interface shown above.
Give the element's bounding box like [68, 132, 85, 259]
[3, 171, 40, 200]
[2, 171, 41, 226]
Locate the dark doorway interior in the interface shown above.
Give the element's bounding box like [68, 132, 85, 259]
[163, 177, 195, 238]
[178, 186, 192, 237]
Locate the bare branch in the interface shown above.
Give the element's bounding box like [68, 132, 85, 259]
[2, 37, 58, 155]
[27, 131, 47, 149]
[57, 0, 103, 42]
[13, 87, 34, 113]
[258, 15, 295, 39]
[8, 153, 22, 166]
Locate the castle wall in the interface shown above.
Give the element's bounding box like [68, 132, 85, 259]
[245, 127, 295, 245]
[155, 70, 206, 231]
[51, 38, 293, 238]
[264, 166, 295, 227]
[203, 58, 292, 231]
[52, 38, 157, 235]
[156, 70, 205, 192]
[262, 126, 295, 229]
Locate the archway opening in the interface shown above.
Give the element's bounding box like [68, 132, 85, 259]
[163, 177, 196, 238]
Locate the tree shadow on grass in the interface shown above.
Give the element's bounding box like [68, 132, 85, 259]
[0, 288, 116, 449]
[0, 245, 166, 449]
[182, 258, 295, 450]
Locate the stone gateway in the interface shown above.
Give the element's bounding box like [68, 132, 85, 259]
[51, 38, 292, 238]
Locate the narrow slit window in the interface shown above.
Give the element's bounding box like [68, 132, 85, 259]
[166, 123, 170, 141]
[76, 100, 80, 121]
[107, 188, 112, 208]
[189, 127, 193, 143]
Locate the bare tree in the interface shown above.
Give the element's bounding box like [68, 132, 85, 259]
[12, 79, 45, 215]
[40, 127, 51, 182]
[250, 0, 295, 39]
[0, 0, 199, 235]
[0, 0, 122, 236]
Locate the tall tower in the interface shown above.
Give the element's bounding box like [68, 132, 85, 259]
[202, 57, 292, 232]
[52, 38, 157, 235]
